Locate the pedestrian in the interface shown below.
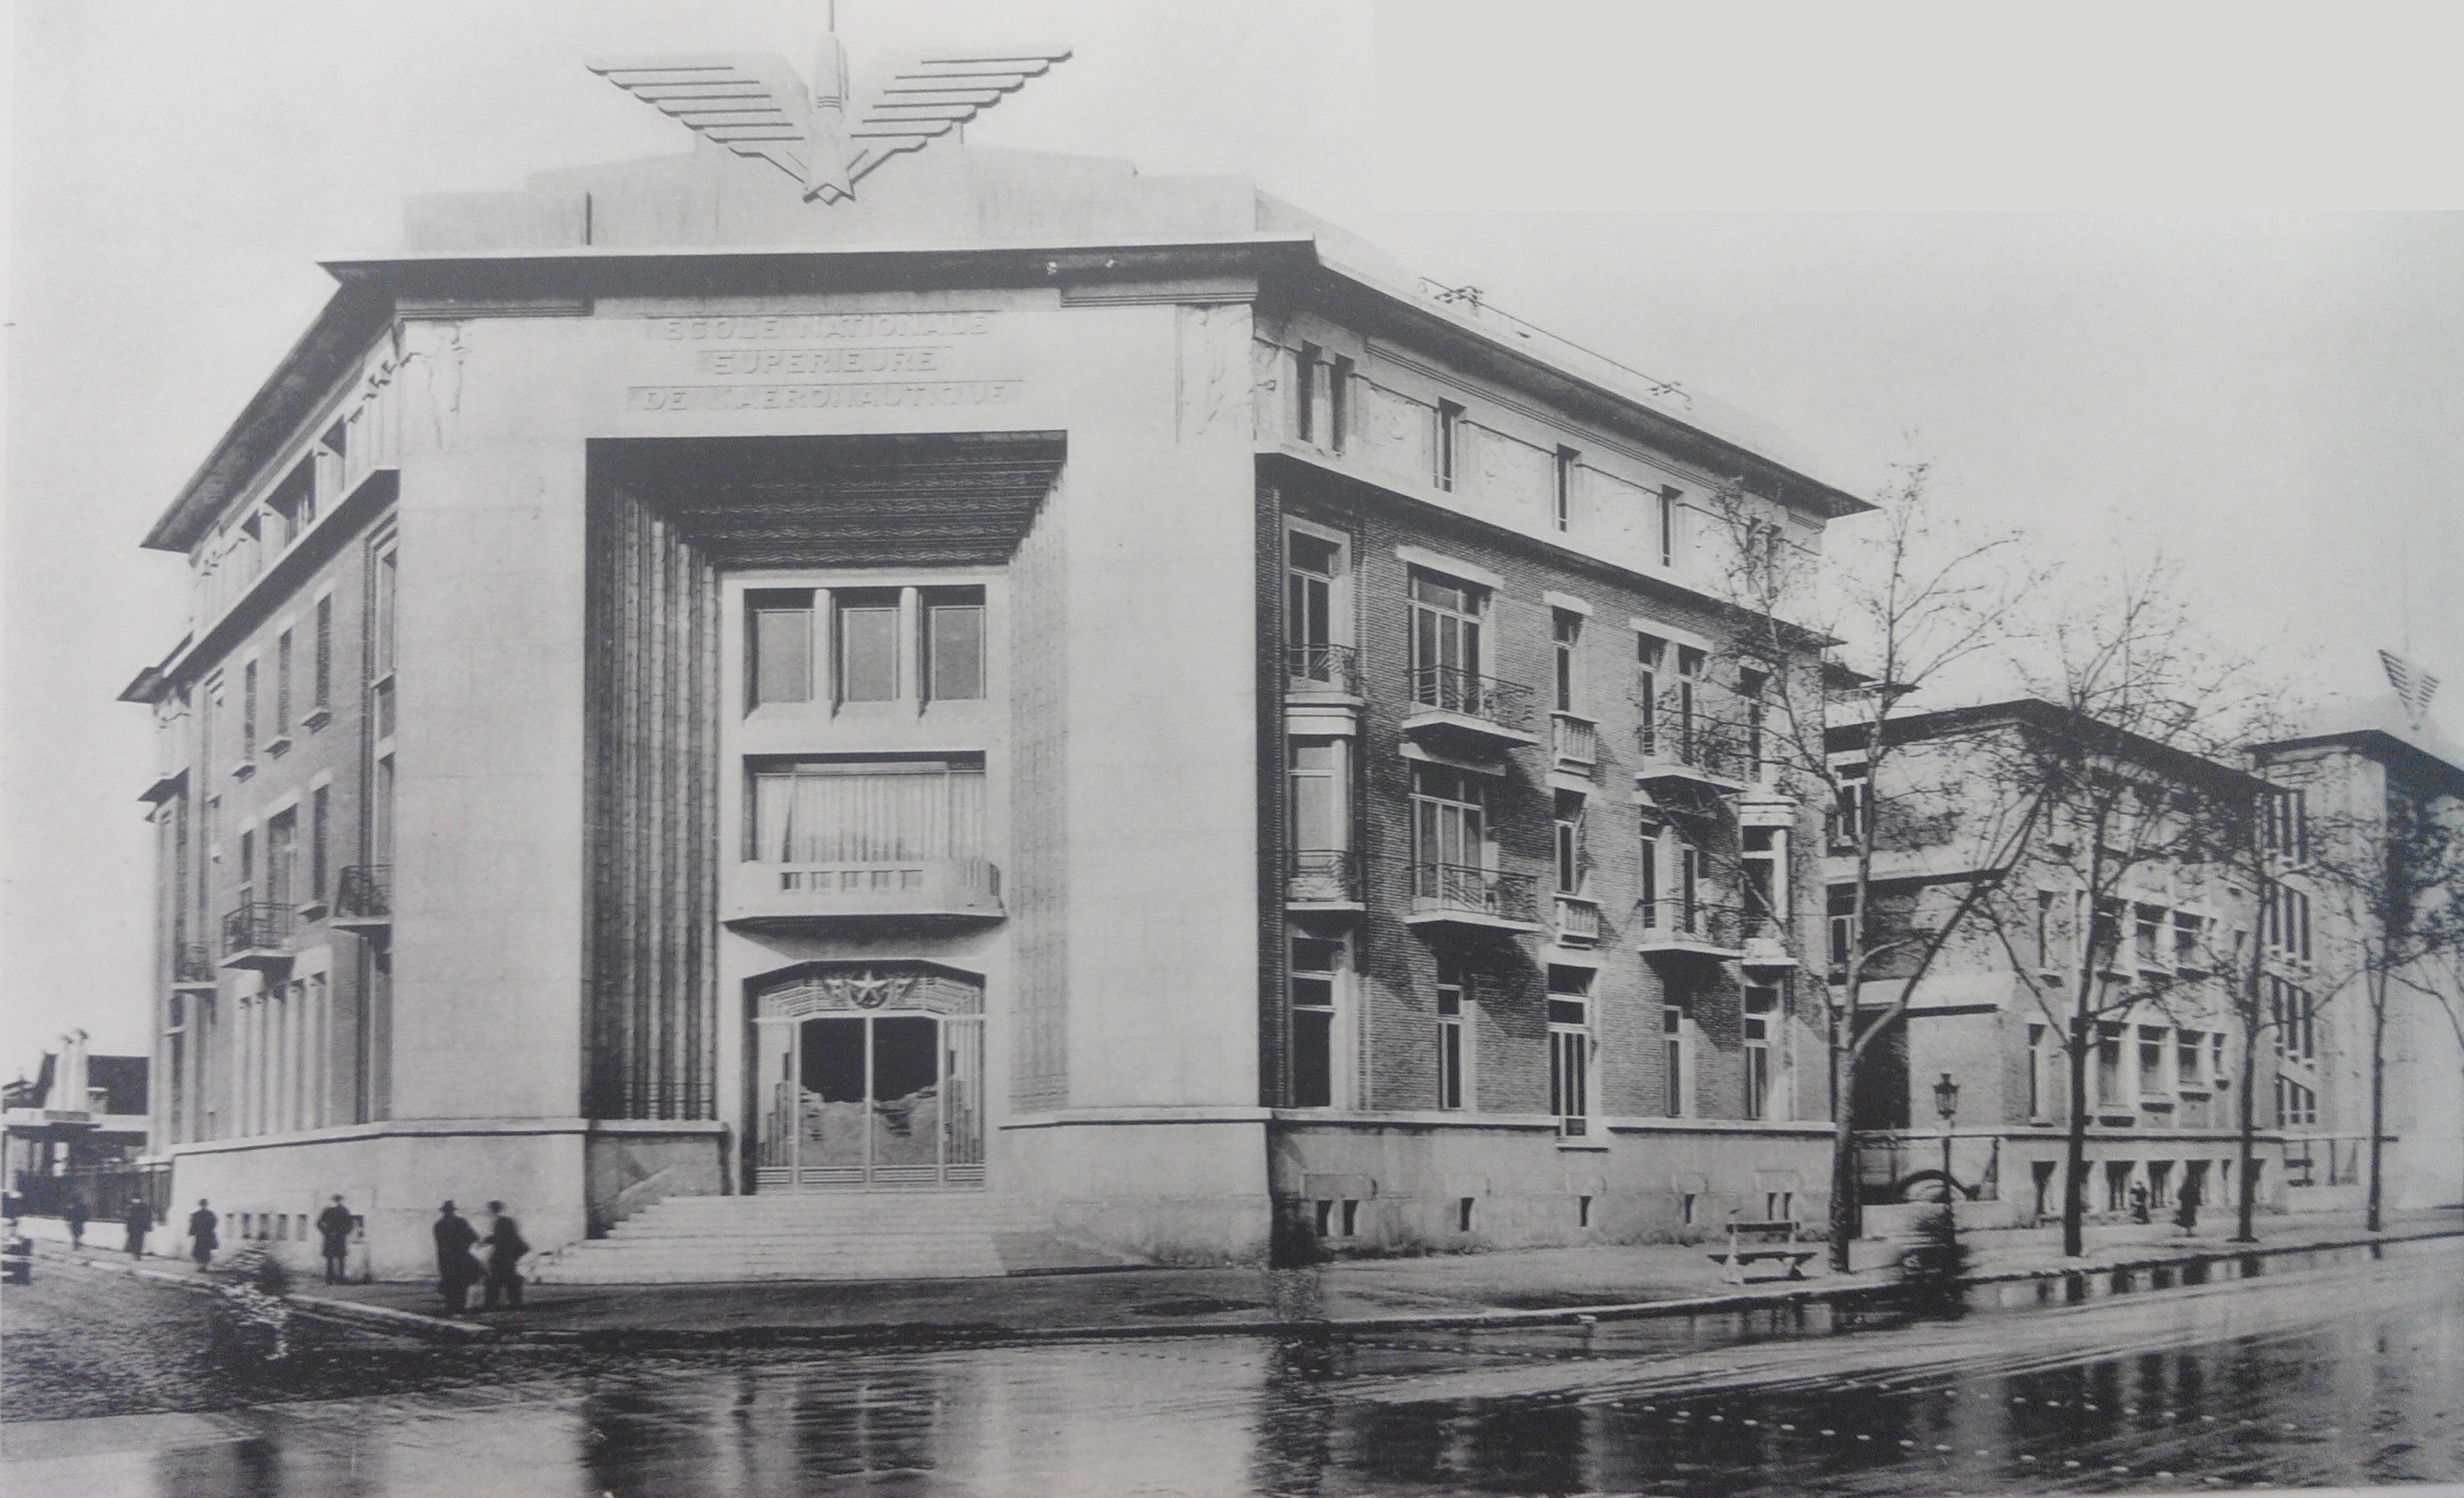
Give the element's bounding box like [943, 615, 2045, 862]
[125, 1195, 156, 1260]
[480, 1200, 528, 1311]
[65, 1197, 87, 1250]
[185, 1198, 216, 1269]
[2128, 1182, 2151, 1225]
[2175, 1179, 2200, 1234]
[315, 1195, 357, 1283]
[433, 1201, 481, 1315]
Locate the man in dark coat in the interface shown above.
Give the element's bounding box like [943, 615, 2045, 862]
[124, 1197, 155, 1259]
[433, 1201, 481, 1314]
[315, 1196, 356, 1283]
[183, 1199, 215, 1268]
[65, 1198, 87, 1250]
[479, 1200, 527, 1311]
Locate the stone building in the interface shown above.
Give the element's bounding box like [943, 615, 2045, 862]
[120, 39, 1870, 1278]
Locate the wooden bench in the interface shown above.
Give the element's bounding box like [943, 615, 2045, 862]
[1706, 1218, 1814, 1284]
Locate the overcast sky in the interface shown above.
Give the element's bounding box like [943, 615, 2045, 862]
[6, 1, 2460, 1066]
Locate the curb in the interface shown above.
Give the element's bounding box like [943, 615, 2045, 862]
[24, 1244, 494, 1344]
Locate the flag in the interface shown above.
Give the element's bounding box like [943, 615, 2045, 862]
[2379, 649, 2440, 727]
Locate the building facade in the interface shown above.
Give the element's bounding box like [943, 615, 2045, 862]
[122, 79, 1872, 1275]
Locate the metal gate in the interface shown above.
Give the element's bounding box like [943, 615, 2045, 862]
[751, 965, 984, 1191]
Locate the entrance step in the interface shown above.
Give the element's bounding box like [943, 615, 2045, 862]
[530, 1193, 1139, 1284]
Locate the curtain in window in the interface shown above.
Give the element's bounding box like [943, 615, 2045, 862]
[752, 763, 985, 864]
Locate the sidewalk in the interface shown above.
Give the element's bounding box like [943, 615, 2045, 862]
[274, 1205, 2461, 1347]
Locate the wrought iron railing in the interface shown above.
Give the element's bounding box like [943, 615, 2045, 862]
[1403, 860, 1541, 924]
[1287, 849, 1362, 904]
[1635, 899, 1746, 949]
[1635, 688, 1752, 778]
[221, 901, 295, 957]
[1550, 712, 1598, 766]
[174, 942, 218, 985]
[1407, 665, 1535, 733]
[1554, 893, 1601, 944]
[1285, 643, 1360, 694]
[335, 865, 393, 923]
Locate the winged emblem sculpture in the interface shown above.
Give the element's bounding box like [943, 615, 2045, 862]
[589, 24, 1071, 205]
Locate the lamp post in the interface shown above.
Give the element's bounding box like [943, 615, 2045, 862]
[1933, 1071, 1961, 1208]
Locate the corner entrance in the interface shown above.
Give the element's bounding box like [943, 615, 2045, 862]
[751, 964, 984, 1190]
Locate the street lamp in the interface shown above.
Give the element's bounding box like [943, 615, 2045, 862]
[1934, 1071, 1961, 1206]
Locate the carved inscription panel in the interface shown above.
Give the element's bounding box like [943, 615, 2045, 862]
[623, 310, 1027, 415]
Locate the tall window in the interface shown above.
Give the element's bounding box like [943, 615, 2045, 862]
[922, 587, 985, 702]
[2138, 1026, 2167, 1098]
[1742, 826, 1786, 925]
[1639, 824, 1661, 914]
[1657, 485, 1679, 568]
[1553, 790, 1584, 895]
[1830, 761, 1869, 847]
[266, 809, 297, 909]
[2135, 906, 2164, 966]
[1289, 740, 1349, 859]
[1286, 529, 1344, 680]
[1662, 999, 1687, 1117]
[1635, 633, 1664, 753]
[1409, 570, 1484, 710]
[371, 541, 398, 678]
[1411, 766, 1489, 882]
[1553, 447, 1578, 532]
[2035, 890, 2057, 971]
[1435, 953, 1468, 1111]
[2094, 1023, 2123, 1108]
[274, 630, 294, 733]
[1551, 610, 1581, 712]
[1294, 343, 1320, 445]
[1328, 355, 1353, 451]
[835, 590, 900, 704]
[1743, 984, 1780, 1119]
[1435, 400, 1465, 490]
[1673, 646, 1704, 760]
[749, 590, 815, 706]
[239, 828, 256, 908]
[1738, 666, 1768, 777]
[1289, 935, 1341, 1109]
[372, 756, 396, 864]
[310, 786, 330, 904]
[2027, 1022, 2047, 1119]
[2265, 885, 2312, 961]
[1548, 968, 1591, 1136]
[749, 757, 986, 865]
[1827, 884, 1856, 973]
[312, 595, 333, 713]
[1679, 842, 1704, 926]
[2265, 787, 2309, 864]
[241, 660, 259, 761]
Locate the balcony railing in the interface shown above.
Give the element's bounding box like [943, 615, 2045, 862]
[1636, 899, 1747, 955]
[1287, 849, 1362, 907]
[1550, 712, 1598, 769]
[220, 902, 295, 969]
[1635, 690, 1752, 787]
[1553, 893, 1601, 945]
[173, 941, 218, 988]
[1404, 665, 1537, 739]
[1401, 860, 1541, 928]
[1285, 643, 1360, 694]
[723, 857, 1005, 928]
[332, 865, 393, 932]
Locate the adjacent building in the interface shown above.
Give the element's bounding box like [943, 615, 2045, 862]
[120, 66, 1870, 1276]
[2, 1031, 154, 1221]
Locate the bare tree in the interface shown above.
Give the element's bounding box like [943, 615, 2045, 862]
[1970, 558, 2281, 1258]
[1710, 460, 2037, 1270]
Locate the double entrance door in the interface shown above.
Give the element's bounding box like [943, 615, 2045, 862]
[755, 1008, 984, 1190]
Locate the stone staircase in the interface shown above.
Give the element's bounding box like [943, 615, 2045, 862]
[529, 1192, 1133, 1284]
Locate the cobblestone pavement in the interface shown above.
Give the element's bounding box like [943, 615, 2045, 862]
[0, 1251, 542, 1422]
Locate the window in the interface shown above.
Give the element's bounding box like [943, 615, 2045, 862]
[1742, 826, 1786, 925]
[748, 590, 815, 706]
[749, 757, 987, 865]
[2035, 891, 2057, 971]
[1329, 356, 1353, 450]
[2135, 907, 2164, 967]
[1639, 824, 1661, 915]
[313, 595, 333, 713]
[2105, 1161, 2134, 1213]
[1657, 485, 1679, 568]
[1435, 400, 1465, 490]
[2094, 1023, 2123, 1109]
[1551, 610, 1581, 712]
[370, 541, 398, 680]
[835, 590, 900, 704]
[274, 630, 294, 734]
[372, 756, 396, 863]
[2265, 787, 2309, 864]
[1286, 529, 1345, 680]
[1743, 984, 1779, 1119]
[241, 659, 258, 761]
[1548, 967, 1590, 1136]
[1289, 935, 1341, 1109]
[2027, 1023, 2048, 1119]
[1553, 447, 1578, 532]
[1830, 761, 1870, 847]
[1409, 569, 1483, 709]
[310, 786, 329, 903]
[2091, 899, 2123, 971]
[1294, 342, 1319, 444]
[2139, 1027, 2167, 1097]
[1435, 953, 1468, 1111]
[2277, 1075, 2317, 1128]
[1553, 790, 1585, 895]
[2173, 912, 2202, 970]
[1411, 766, 1490, 900]
[922, 588, 985, 702]
[1673, 646, 1704, 761]
[1827, 884, 1857, 973]
[1679, 842, 1704, 927]
[266, 810, 297, 910]
[1635, 633, 1664, 754]
[1289, 739, 1350, 859]
[2265, 885, 2312, 962]
[1662, 1001, 1686, 1117]
[239, 828, 256, 908]
[2177, 1030, 2203, 1091]
[1738, 666, 1769, 777]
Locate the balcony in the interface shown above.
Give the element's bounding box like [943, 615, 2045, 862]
[1636, 722, 1749, 794]
[1398, 860, 1543, 934]
[1400, 666, 1539, 753]
[331, 865, 393, 936]
[1549, 712, 1598, 773]
[173, 941, 218, 990]
[220, 902, 295, 973]
[1553, 892, 1602, 946]
[723, 858, 1004, 931]
[1287, 849, 1363, 913]
[1636, 900, 1747, 959]
[1285, 643, 1361, 696]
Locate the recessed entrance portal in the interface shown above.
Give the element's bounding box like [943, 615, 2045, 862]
[752, 964, 984, 1190]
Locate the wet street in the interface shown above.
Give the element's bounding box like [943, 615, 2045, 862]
[6, 1238, 2459, 1495]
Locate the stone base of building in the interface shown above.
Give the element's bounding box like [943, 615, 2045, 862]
[1270, 1115, 1836, 1254]
[1000, 1109, 1276, 1266]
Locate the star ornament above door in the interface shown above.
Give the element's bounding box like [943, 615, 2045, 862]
[589, 24, 1072, 205]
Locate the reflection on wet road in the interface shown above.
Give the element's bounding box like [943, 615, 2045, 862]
[11, 1238, 2460, 1495]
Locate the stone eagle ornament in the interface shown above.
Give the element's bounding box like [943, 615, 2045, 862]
[588, 23, 1071, 205]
